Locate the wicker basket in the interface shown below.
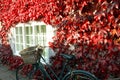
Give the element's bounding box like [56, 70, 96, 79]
[19, 46, 43, 64]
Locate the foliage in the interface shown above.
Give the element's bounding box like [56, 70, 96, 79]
[0, 44, 23, 70]
[0, 0, 120, 79]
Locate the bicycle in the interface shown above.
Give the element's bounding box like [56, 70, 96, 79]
[16, 45, 99, 80]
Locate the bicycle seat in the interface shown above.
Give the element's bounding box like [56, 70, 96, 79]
[60, 54, 75, 60]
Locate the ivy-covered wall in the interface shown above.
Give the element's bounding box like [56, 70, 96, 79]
[0, 0, 120, 79]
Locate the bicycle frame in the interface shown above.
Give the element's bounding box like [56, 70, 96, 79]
[16, 46, 99, 80]
[37, 55, 72, 80]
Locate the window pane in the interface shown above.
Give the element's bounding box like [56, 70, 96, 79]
[16, 27, 22, 34]
[19, 27, 22, 34]
[16, 44, 19, 51]
[38, 37, 46, 46]
[26, 36, 30, 44]
[25, 26, 32, 35]
[35, 25, 40, 34]
[16, 44, 23, 51]
[25, 27, 29, 35]
[29, 27, 32, 34]
[19, 44, 23, 50]
[16, 35, 23, 43]
[20, 36, 23, 43]
[35, 36, 38, 44]
[41, 25, 46, 33]
[16, 27, 19, 34]
[16, 36, 19, 43]
[26, 36, 33, 44]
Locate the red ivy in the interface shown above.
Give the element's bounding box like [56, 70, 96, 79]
[0, 0, 120, 79]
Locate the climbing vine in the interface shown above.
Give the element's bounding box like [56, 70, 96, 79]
[0, 0, 120, 79]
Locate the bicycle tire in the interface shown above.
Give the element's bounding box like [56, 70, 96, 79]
[63, 70, 99, 80]
[16, 64, 31, 80]
[29, 68, 46, 80]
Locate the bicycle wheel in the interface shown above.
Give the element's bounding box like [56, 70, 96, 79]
[16, 64, 32, 80]
[29, 69, 46, 80]
[63, 70, 99, 80]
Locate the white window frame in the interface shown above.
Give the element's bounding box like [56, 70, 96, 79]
[9, 21, 56, 63]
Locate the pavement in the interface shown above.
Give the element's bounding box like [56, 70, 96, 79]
[0, 63, 16, 80]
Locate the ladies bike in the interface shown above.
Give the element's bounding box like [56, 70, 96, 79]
[16, 46, 99, 80]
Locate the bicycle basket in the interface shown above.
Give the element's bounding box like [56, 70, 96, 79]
[19, 45, 43, 64]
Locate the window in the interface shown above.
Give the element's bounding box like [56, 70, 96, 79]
[10, 21, 55, 63]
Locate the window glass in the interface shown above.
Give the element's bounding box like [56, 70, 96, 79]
[25, 27, 29, 35]
[16, 36, 19, 43]
[16, 44, 23, 51]
[19, 27, 22, 34]
[16, 44, 19, 51]
[16, 27, 19, 34]
[20, 36, 23, 43]
[25, 26, 32, 35]
[35, 25, 40, 34]
[10, 22, 55, 62]
[41, 25, 46, 33]
[26, 36, 30, 44]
